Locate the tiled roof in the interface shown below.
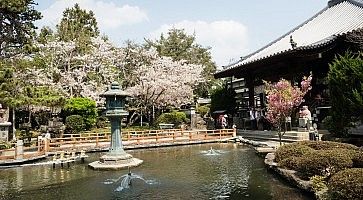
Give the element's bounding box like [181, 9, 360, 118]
[217, 0, 363, 75]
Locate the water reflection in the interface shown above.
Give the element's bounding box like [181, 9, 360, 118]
[0, 144, 311, 200]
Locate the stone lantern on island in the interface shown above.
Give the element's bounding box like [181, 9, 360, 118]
[89, 82, 143, 170]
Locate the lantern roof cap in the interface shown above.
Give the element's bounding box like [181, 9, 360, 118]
[100, 82, 129, 97]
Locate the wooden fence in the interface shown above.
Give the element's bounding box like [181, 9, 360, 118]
[0, 129, 235, 161]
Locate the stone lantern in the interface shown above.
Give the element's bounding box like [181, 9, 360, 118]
[89, 82, 143, 170]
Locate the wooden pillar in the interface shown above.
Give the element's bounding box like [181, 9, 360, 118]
[246, 74, 255, 108]
[44, 139, 50, 152]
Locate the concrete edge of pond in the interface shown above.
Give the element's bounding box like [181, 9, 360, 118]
[0, 155, 47, 167]
[264, 153, 314, 193]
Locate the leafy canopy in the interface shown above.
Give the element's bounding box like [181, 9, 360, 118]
[0, 0, 42, 58]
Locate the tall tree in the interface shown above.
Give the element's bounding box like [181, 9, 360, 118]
[56, 3, 99, 53]
[126, 52, 203, 125]
[0, 0, 42, 58]
[145, 28, 217, 97]
[57, 3, 99, 41]
[210, 82, 237, 115]
[327, 52, 363, 136]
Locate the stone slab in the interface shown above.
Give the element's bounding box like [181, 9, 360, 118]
[88, 157, 143, 170]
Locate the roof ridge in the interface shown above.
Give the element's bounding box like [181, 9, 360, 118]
[229, 5, 330, 68]
[329, 0, 363, 8]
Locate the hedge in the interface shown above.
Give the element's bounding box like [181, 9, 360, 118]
[352, 150, 363, 167]
[295, 149, 353, 179]
[296, 141, 358, 151]
[65, 115, 84, 134]
[328, 168, 363, 200]
[275, 143, 314, 162]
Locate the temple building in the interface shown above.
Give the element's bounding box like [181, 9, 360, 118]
[214, 0, 363, 129]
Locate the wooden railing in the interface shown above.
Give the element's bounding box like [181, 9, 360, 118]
[48, 129, 235, 152]
[0, 129, 236, 160]
[0, 141, 45, 161]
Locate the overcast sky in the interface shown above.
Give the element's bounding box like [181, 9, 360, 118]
[34, 0, 327, 67]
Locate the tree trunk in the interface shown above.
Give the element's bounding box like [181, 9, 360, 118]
[12, 107, 16, 141]
[278, 125, 282, 146]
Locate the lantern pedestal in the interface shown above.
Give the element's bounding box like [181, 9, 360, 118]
[89, 154, 143, 170]
[89, 82, 143, 170]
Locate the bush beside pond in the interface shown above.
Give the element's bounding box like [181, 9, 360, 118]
[274, 141, 362, 199]
[275, 143, 313, 162]
[328, 168, 363, 200]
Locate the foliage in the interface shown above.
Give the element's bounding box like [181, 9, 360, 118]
[328, 168, 363, 200]
[0, 0, 42, 58]
[276, 141, 360, 180]
[294, 150, 353, 179]
[295, 140, 359, 151]
[156, 111, 188, 127]
[275, 143, 314, 162]
[56, 3, 99, 53]
[0, 141, 12, 150]
[126, 51, 203, 125]
[352, 150, 363, 167]
[65, 115, 84, 134]
[35, 37, 118, 103]
[310, 175, 328, 193]
[63, 97, 97, 130]
[321, 116, 334, 133]
[327, 52, 363, 136]
[96, 116, 109, 128]
[278, 156, 302, 170]
[264, 74, 312, 145]
[145, 28, 216, 97]
[197, 105, 210, 117]
[210, 82, 237, 114]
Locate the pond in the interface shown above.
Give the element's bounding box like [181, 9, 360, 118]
[0, 143, 311, 200]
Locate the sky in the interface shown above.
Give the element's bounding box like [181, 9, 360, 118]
[34, 0, 328, 67]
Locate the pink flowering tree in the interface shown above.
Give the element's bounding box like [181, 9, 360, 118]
[264, 74, 312, 145]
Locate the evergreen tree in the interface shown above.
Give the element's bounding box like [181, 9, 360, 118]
[0, 0, 42, 58]
[56, 3, 99, 53]
[210, 82, 237, 115]
[327, 52, 363, 136]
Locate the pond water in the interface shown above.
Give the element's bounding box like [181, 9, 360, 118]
[0, 143, 311, 200]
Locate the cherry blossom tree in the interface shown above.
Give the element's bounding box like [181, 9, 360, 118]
[126, 51, 204, 125]
[264, 74, 312, 145]
[35, 37, 119, 105]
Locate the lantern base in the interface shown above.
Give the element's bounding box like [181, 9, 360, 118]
[88, 153, 143, 170]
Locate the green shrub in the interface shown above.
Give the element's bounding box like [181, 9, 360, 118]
[352, 150, 363, 167]
[278, 156, 301, 170]
[197, 105, 210, 117]
[65, 115, 84, 134]
[275, 143, 314, 162]
[96, 116, 109, 128]
[0, 141, 12, 150]
[296, 140, 358, 151]
[328, 168, 363, 200]
[156, 111, 188, 127]
[310, 175, 328, 193]
[64, 97, 97, 130]
[295, 150, 353, 179]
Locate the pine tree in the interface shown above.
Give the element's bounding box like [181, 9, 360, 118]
[0, 0, 42, 58]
